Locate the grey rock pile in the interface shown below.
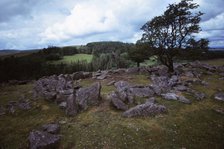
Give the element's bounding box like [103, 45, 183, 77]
[29, 123, 60, 149]
[34, 74, 101, 116]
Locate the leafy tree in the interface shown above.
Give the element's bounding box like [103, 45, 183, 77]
[141, 0, 205, 72]
[128, 41, 151, 67]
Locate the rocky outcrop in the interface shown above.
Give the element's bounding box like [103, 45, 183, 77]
[123, 102, 167, 117]
[76, 82, 101, 110]
[33, 74, 74, 103]
[28, 130, 60, 149]
[114, 81, 155, 103]
[66, 94, 78, 116]
[108, 91, 128, 111]
[34, 74, 102, 116]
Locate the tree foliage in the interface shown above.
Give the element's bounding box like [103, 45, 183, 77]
[128, 41, 152, 67]
[141, 0, 205, 72]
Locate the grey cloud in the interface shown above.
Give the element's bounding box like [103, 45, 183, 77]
[0, 0, 32, 22]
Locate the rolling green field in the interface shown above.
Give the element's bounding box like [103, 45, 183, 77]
[0, 59, 224, 148]
[52, 54, 93, 64]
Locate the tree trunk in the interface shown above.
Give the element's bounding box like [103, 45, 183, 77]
[167, 58, 174, 72]
[137, 62, 140, 67]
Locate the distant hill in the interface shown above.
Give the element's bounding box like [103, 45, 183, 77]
[0, 50, 20, 56]
[0, 49, 40, 58]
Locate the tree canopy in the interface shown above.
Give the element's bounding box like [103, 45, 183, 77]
[141, 0, 206, 72]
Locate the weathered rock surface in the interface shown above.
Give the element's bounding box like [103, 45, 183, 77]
[123, 102, 167, 117]
[188, 89, 206, 100]
[114, 81, 155, 103]
[129, 86, 154, 97]
[66, 94, 78, 116]
[161, 93, 191, 104]
[29, 130, 60, 149]
[114, 81, 133, 103]
[42, 123, 60, 134]
[214, 108, 224, 115]
[145, 97, 156, 104]
[214, 92, 224, 101]
[126, 67, 139, 74]
[161, 93, 178, 100]
[150, 75, 179, 94]
[6, 101, 17, 114]
[109, 92, 128, 111]
[33, 74, 74, 102]
[17, 100, 32, 110]
[76, 82, 101, 110]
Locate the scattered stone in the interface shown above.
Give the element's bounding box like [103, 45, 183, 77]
[33, 74, 74, 102]
[0, 106, 6, 116]
[107, 81, 116, 86]
[7, 101, 17, 114]
[28, 130, 60, 149]
[214, 108, 224, 115]
[76, 82, 101, 110]
[66, 94, 78, 116]
[109, 92, 128, 111]
[129, 86, 154, 97]
[42, 123, 60, 134]
[58, 102, 66, 109]
[112, 69, 126, 74]
[71, 72, 83, 80]
[194, 92, 206, 100]
[214, 92, 224, 101]
[145, 97, 156, 104]
[96, 74, 107, 80]
[17, 100, 32, 110]
[161, 93, 191, 104]
[126, 67, 139, 74]
[174, 85, 188, 91]
[161, 93, 178, 100]
[178, 95, 191, 104]
[123, 102, 167, 117]
[58, 120, 67, 125]
[114, 81, 133, 103]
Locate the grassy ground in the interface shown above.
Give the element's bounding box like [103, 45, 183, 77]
[51, 54, 93, 64]
[0, 59, 224, 148]
[201, 58, 224, 66]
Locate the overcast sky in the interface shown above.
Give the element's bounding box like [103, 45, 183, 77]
[0, 0, 223, 50]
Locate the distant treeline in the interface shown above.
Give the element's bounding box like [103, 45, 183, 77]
[0, 41, 224, 83]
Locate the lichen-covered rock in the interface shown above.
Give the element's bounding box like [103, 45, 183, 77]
[66, 94, 78, 116]
[108, 92, 128, 111]
[129, 86, 154, 97]
[161, 93, 178, 100]
[114, 81, 133, 103]
[17, 100, 32, 110]
[42, 123, 60, 134]
[114, 81, 154, 103]
[214, 92, 224, 101]
[161, 93, 191, 104]
[123, 102, 167, 117]
[76, 82, 101, 110]
[33, 74, 74, 102]
[28, 130, 60, 149]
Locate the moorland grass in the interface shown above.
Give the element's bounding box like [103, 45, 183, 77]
[51, 54, 93, 64]
[0, 59, 224, 148]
